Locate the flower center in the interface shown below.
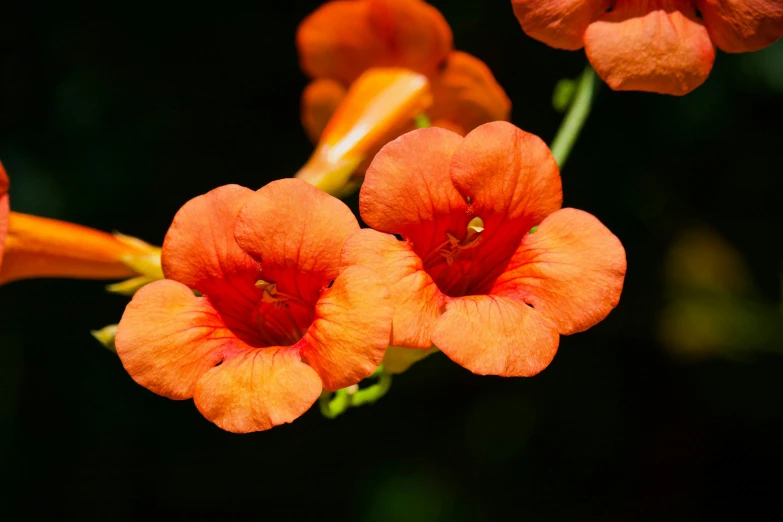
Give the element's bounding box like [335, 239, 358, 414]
[435, 216, 484, 267]
[418, 214, 532, 299]
[244, 278, 318, 348]
[421, 215, 511, 298]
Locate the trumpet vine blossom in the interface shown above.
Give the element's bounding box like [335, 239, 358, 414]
[0, 161, 160, 286]
[512, 0, 783, 95]
[348, 122, 627, 376]
[115, 179, 392, 433]
[296, 0, 511, 195]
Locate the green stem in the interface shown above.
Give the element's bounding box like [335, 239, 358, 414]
[549, 66, 597, 169]
[350, 373, 392, 407]
[318, 365, 392, 419]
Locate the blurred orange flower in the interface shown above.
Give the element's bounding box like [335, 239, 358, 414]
[512, 0, 783, 95]
[346, 122, 626, 376]
[115, 179, 392, 433]
[0, 161, 159, 285]
[296, 0, 511, 194]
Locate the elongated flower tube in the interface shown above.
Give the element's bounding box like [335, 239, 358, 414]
[115, 179, 392, 433]
[0, 161, 161, 286]
[296, 68, 432, 196]
[344, 122, 627, 376]
[297, 0, 510, 196]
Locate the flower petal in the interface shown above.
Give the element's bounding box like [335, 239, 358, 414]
[297, 0, 452, 85]
[297, 265, 392, 391]
[584, 1, 716, 95]
[115, 279, 261, 400]
[367, 0, 453, 76]
[341, 229, 443, 349]
[447, 122, 562, 277]
[235, 179, 359, 303]
[432, 295, 559, 377]
[193, 348, 322, 433]
[696, 0, 783, 53]
[429, 51, 512, 135]
[301, 78, 347, 143]
[297, 0, 385, 85]
[511, 0, 611, 50]
[360, 126, 467, 253]
[450, 121, 562, 229]
[162, 184, 258, 311]
[488, 208, 626, 335]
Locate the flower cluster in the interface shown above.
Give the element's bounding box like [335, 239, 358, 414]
[114, 122, 626, 432]
[512, 0, 783, 95]
[12, 0, 779, 434]
[295, 0, 511, 195]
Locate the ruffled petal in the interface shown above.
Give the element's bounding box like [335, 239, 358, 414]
[429, 51, 511, 136]
[301, 78, 347, 143]
[367, 0, 452, 76]
[162, 184, 259, 310]
[341, 229, 443, 349]
[297, 265, 392, 391]
[696, 0, 783, 53]
[360, 127, 467, 253]
[115, 279, 262, 400]
[235, 179, 359, 302]
[297, 0, 452, 85]
[511, 0, 611, 50]
[432, 295, 559, 377]
[488, 208, 626, 335]
[297, 0, 385, 85]
[447, 122, 562, 280]
[584, 1, 716, 95]
[450, 121, 562, 229]
[193, 348, 322, 433]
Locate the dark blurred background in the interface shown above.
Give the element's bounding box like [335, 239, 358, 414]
[2, 2, 782, 520]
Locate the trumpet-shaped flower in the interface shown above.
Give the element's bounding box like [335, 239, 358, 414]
[0, 161, 160, 285]
[512, 0, 783, 95]
[115, 179, 392, 433]
[347, 122, 626, 376]
[296, 68, 433, 196]
[296, 0, 511, 195]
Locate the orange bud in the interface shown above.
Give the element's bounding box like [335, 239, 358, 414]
[0, 211, 159, 285]
[296, 67, 432, 196]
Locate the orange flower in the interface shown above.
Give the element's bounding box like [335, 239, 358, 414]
[296, 68, 433, 195]
[0, 161, 160, 285]
[345, 122, 626, 376]
[115, 179, 392, 433]
[296, 0, 511, 194]
[512, 0, 783, 95]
